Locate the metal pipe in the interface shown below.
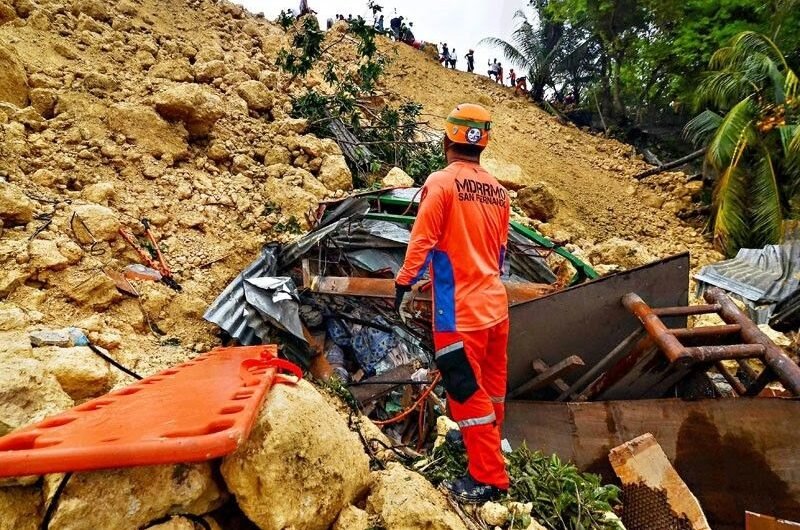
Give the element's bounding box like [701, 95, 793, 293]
[653, 304, 721, 317]
[715, 361, 747, 396]
[682, 344, 765, 363]
[668, 324, 741, 339]
[704, 287, 800, 396]
[622, 293, 688, 364]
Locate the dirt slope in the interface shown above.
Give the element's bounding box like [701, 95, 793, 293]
[381, 40, 722, 269]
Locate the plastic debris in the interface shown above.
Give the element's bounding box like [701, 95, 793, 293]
[123, 264, 163, 281]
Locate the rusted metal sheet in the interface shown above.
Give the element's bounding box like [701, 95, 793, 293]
[506, 253, 690, 395]
[306, 275, 555, 305]
[504, 398, 800, 530]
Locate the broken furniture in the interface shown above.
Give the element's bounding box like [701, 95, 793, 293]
[0, 346, 301, 477]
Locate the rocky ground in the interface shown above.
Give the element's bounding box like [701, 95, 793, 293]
[0, 0, 729, 527]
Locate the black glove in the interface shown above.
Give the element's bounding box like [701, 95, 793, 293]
[394, 283, 412, 312]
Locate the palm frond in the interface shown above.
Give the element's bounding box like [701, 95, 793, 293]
[730, 31, 787, 69]
[684, 110, 723, 146]
[478, 37, 533, 71]
[711, 150, 750, 256]
[741, 52, 785, 102]
[705, 97, 756, 172]
[785, 68, 799, 100]
[695, 71, 753, 110]
[750, 149, 784, 245]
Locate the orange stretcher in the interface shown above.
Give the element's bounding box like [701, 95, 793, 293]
[0, 345, 301, 477]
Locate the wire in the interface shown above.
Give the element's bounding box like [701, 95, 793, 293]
[87, 343, 143, 380]
[373, 373, 441, 426]
[40, 472, 72, 530]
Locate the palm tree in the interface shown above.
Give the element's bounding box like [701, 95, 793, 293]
[685, 31, 800, 256]
[479, 9, 565, 102]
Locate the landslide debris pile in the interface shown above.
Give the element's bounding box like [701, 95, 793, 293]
[0, 0, 720, 527]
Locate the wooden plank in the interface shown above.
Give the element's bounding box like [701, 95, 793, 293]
[504, 398, 800, 530]
[609, 433, 711, 530]
[348, 364, 417, 404]
[510, 356, 584, 398]
[531, 359, 569, 393]
[747, 512, 800, 530]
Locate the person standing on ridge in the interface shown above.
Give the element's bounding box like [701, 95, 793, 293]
[465, 50, 475, 73]
[395, 104, 510, 503]
[449, 49, 457, 69]
[390, 15, 403, 40]
[488, 59, 499, 81]
[497, 63, 504, 85]
[508, 69, 516, 87]
[440, 43, 450, 65]
[375, 14, 384, 32]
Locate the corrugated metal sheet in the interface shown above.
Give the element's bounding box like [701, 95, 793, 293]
[203, 246, 278, 346]
[695, 240, 800, 324]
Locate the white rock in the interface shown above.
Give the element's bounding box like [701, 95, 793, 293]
[382, 167, 415, 188]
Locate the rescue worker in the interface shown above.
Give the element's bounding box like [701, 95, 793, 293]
[395, 103, 510, 503]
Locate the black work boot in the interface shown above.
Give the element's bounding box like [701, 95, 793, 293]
[442, 474, 507, 503]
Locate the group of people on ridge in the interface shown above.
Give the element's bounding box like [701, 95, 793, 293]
[488, 58, 528, 95]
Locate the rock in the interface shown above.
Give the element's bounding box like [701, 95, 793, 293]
[32, 346, 112, 400]
[587, 237, 658, 269]
[194, 60, 227, 83]
[0, 182, 34, 225]
[146, 515, 221, 530]
[45, 463, 224, 530]
[382, 167, 415, 188]
[482, 158, 530, 190]
[261, 177, 317, 228]
[367, 463, 467, 530]
[0, 1, 16, 24]
[0, 355, 73, 435]
[84, 72, 117, 91]
[236, 80, 273, 112]
[70, 0, 110, 20]
[80, 182, 115, 205]
[29, 329, 71, 347]
[154, 84, 224, 138]
[0, 304, 26, 331]
[479, 502, 510, 526]
[28, 88, 57, 118]
[334, 505, 371, 530]
[69, 204, 120, 241]
[0, 485, 40, 530]
[0, 43, 29, 107]
[149, 58, 194, 82]
[221, 380, 371, 530]
[318, 154, 353, 192]
[517, 182, 559, 221]
[28, 239, 69, 271]
[758, 324, 792, 348]
[63, 273, 123, 309]
[0, 270, 28, 298]
[106, 102, 189, 161]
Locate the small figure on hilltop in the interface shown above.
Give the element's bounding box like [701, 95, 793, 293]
[390, 15, 403, 40]
[298, 0, 314, 17]
[488, 59, 499, 81]
[496, 63, 504, 84]
[440, 43, 450, 66]
[508, 68, 516, 87]
[465, 49, 475, 73]
[401, 21, 415, 44]
[375, 14, 384, 32]
[449, 49, 457, 69]
[514, 75, 528, 96]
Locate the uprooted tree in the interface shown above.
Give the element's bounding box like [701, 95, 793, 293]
[276, 10, 445, 186]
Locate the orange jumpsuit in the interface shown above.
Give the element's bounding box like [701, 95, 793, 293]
[396, 160, 510, 489]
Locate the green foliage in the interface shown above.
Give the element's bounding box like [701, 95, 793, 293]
[418, 438, 621, 530]
[686, 31, 800, 254]
[276, 9, 295, 30]
[279, 8, 444, 186]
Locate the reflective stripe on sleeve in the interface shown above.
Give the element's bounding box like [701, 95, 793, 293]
[435, 341, 464, 360]
[457, 412, 496, 429]
[490, 395, 505, 403]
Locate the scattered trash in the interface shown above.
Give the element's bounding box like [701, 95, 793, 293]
[119, 219, 182, 292]
[30, 330, 71, 348]
[123, 264, 163, 282]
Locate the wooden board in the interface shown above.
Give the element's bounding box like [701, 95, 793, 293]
[747, 512, 800, 529]
[610, 433, 711, 530]
[504, 398, 800, 530]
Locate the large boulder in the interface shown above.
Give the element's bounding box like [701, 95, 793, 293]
[45, 463, 224, 530]
[31, 346, 112, 400]
[517, 182, 559, 221]
[261, 177, 317, 229]
[236, 80, 273, 112]
[69, 204, 120, 242]
[28, 239, 69, 272]
[0, 355, 73, 436]
[587, 237, 658, 269]
[148, 59, 194, 82]
[366, 463, 467, 530]
[62, 273, 123, 309]
[221, 380, 371, 530]
[382, 167, 414, 188]
[318, 154, 353, 192]
[153, 84, 224, 138]
[70, 0, 110, 21]
[0, 182, 34, 226]
[482, 158, 531, 190]
[0, 485, 40, 530]
[106, 103, 189, 160]
[0, 43, 29, 108]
